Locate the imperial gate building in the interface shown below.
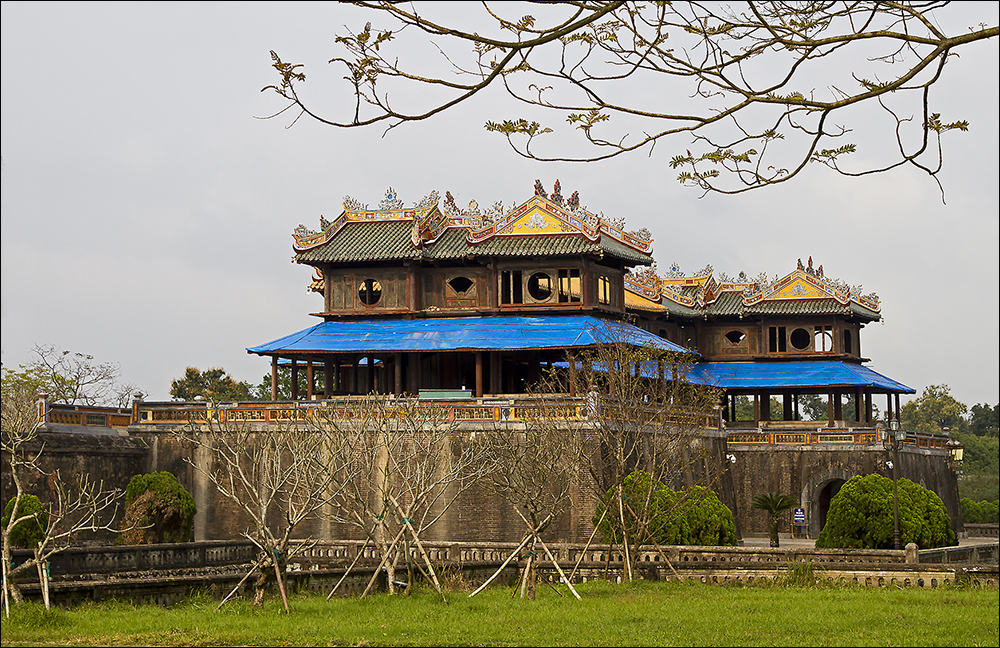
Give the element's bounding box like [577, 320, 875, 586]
[11, 181, 964, 543]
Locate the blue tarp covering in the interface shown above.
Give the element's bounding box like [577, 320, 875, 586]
[690, 362, 914, 393]
[248, 315, 692, 355]
[553, 360, 912, 393]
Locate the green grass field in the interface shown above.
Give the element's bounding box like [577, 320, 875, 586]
[2, 579, 997, 647]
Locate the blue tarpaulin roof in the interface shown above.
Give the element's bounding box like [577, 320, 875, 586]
[248, 315, 692, 356]
[690, 362, 914, 393]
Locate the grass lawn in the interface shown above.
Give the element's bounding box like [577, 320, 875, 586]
[2, 579, 997, 647]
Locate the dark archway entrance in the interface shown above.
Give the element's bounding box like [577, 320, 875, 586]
[817, 479, 846, 532]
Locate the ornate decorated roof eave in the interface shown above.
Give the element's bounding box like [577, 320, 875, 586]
[465, 193, 653, 258]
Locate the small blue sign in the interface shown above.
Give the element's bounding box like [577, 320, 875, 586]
[793, 508, 806, 524]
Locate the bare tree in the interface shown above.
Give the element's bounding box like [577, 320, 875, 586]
[568, 328, 723, 581]
[315, 394, 494, 602]
[8, 344, 139, 408]
[177, 407, 355, 612]
[472, 386, 585, 600]
[2, 389, 121, 614]
[263, 2, 997, 197]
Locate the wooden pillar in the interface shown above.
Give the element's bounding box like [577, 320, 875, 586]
[760, 391, 770, 421]
[490, 352, 501, 396]
[475, 352, 483, 398]
[271, 356, 278, 401]
[886, 393, 893, 423]
[306, 361, 315, 400]
[394, 353, 403, 396]
[291, 359, 299, 401]
[793, 392, 800, 421]
[865, 391, 873, 426]
[827, 391, 834, 427]
[568, 354, 577, 398]
[324, 361, 333, 398]
[753, 393, 760, 427]
[894, 393, 901, 423]
[854, 388, 863, 422]
[782, 391, 793, 421]
[833, 390, 843, 421]
[368, 355, 376, 394]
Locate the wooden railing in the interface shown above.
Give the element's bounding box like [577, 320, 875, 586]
[726, 427, 951, 449]
[39, 398, 133, 430]
[131, 396, 722, 430]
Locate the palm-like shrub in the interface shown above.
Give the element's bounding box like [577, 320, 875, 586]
[752, 492, 797, 547]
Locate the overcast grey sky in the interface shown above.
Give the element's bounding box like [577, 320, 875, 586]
[2, 2, 997, 408]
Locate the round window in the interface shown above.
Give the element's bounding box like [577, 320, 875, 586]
[358, 279, 382, 306]
[527, 272, 552, 301]
[448, 276, 474, 294]
[725, 330, 746, 345]
[790, 327, 812, 350]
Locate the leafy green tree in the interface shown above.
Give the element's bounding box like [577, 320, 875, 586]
[250, 369, 309, 401]
[733, 395, 782, 421]
[118, 472, 197, 545]
[816, 474, 955, 549]
[960, 498, 999, 525]
[595, 472, 736, 547]
[968, 403, 999, 437]
[900, 385, 968, 434]
[752, 492, 796, 548]
[170, 367, 252, 402]
[1, 495, 47, 549]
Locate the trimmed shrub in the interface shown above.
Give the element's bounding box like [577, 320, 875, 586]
[816, 474, 955, 549]
[119, 472, 196, 545]
[594, 472, 737, 546]
[2, 495, 48, 549]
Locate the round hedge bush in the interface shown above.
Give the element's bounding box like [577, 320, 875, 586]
[816, 474, 955, 549]
[595, 472, 737, 546]
[2, 495, 48, 548]
[119, 472, 196, 545]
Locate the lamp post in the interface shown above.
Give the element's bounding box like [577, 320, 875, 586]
[889, 418, 905, 550]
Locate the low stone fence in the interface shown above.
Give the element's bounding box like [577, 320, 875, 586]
[11, 540, 257, 577]
[965, 524, 999, 539]
[9, 539, 998, 608]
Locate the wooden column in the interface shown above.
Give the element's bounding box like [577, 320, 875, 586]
[753, 394, 760, 427]
[290, 359, 299, 401]
[833, 390, 843, 421]
[568, 354, 577, 398]
[471, 352, 480, 398]
[865, 391, 873, 426]
[271, 356, 278, 401]
[324, 361, 333, 398]
[886, 393, 893, 423]
[306, 361, 315, 400]
[394, 353, 403, 396]
[760, 391, 770, 421]
[490, 352, 501, 396]
[827, 391, 835, 427]
[368, 355, 376, 394]
[782, 391, 793, 421]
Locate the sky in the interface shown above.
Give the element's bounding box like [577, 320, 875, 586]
[2, 2, 998, 409]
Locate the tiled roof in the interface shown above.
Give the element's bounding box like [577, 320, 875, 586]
[745, 299, 860, 316]
[294, 220, 653, 265]
[705, 291, 745, 316]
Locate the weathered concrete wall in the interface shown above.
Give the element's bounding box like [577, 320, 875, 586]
[729, 442, 963, 539]
[1, 432, 149, 542]
[3, 428, 960, 547]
